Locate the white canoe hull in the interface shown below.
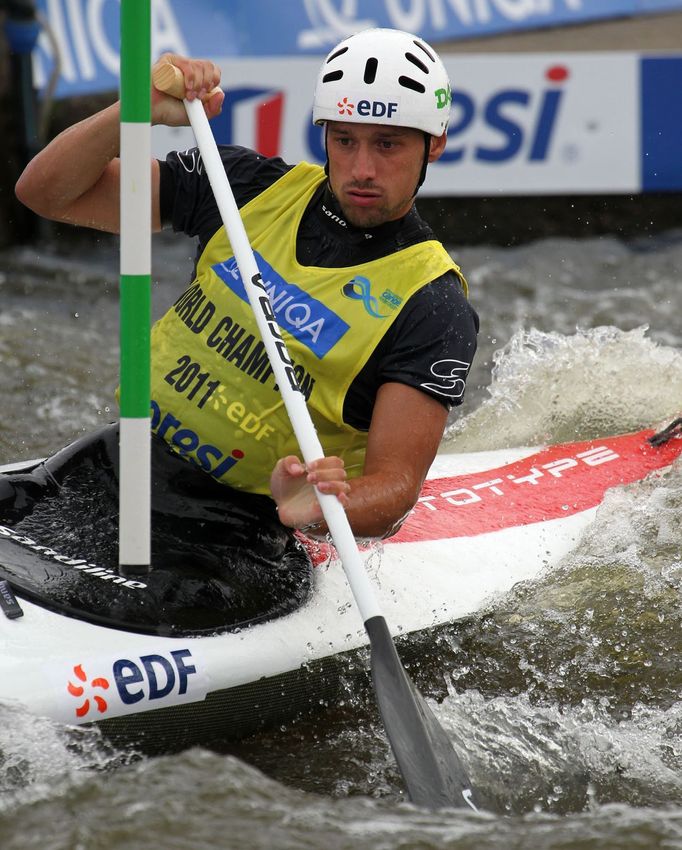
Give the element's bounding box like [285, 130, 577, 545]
[0, 429, 679, 746]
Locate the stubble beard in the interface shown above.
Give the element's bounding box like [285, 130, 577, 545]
[337, 189, 415, 229]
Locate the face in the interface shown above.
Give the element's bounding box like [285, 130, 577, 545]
[326, 121, 446, 229]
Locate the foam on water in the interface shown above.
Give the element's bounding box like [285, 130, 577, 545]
[436, 444, 682, 814]
[0, 702, 131, 799]
[444, 325, 682, 451]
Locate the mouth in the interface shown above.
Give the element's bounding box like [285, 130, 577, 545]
[345, 187, 382, 207]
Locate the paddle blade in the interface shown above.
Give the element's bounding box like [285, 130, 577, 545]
[365, 616, 482, 810]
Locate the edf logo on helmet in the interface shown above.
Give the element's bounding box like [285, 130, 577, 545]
[336, 97, 399, 119]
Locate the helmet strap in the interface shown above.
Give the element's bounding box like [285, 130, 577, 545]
[413, 133, 431, 197]
[323, 124, 330, 178]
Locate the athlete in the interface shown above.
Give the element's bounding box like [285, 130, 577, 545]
[15, 28, 478, 540]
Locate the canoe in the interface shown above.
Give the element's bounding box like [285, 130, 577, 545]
[0, 423, 679, 753]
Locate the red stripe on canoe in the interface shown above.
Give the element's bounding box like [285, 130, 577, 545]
[393, 429, 682, 543]
[302, 430, 681, 565]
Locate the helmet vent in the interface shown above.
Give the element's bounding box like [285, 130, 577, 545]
[326, 46, 348, 63]
[398, 75, 426, 94]
[322, 70, 344, 83]
[363, 57, 378, 84]
[405, 52, 429, 75]
[413, 40, 435, 62]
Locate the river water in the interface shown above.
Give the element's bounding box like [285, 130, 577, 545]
[0, 224, 681, 849]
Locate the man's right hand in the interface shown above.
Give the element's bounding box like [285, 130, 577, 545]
[151, 53, 224, 127]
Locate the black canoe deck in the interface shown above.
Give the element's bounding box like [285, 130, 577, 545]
[0, 424, 312, 637]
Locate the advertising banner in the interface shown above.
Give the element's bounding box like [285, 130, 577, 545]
[153, 52, 650, 196]
[24, 3, 682, 195]
[32, 0, 682, 97]
[236, 0, 682, 56]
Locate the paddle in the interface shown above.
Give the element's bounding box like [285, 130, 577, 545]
[152, 62, 482, 811]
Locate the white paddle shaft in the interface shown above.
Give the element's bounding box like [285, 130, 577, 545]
[181, 94, 383, 623]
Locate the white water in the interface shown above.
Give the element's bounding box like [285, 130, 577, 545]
[0, 228, 681, 848]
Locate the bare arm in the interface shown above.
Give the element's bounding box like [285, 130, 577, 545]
[15, 102, 128, 233]
[272, 382, 448, 539]
[14, 54, 223, 234]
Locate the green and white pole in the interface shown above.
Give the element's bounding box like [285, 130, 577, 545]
[118, 0, 151, 573]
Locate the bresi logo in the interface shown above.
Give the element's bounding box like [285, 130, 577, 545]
[151, 400, 246, 478]
[442, 65, 569, 164]
[213, 253, 349, 359]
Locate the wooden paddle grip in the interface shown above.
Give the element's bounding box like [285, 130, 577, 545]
[152, 62, 222, 101]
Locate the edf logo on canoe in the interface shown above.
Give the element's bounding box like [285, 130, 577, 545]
[113, 650, 197, 706]
[64, 649, 201, 720]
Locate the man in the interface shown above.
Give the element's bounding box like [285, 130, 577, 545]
[15, 28, 478, 540]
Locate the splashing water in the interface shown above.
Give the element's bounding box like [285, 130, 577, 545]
[444, 325, 682, 451]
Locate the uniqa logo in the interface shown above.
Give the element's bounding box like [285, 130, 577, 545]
[213, 253, 350, 359]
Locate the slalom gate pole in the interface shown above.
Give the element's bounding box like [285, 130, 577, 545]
[118, 0, 151, 574]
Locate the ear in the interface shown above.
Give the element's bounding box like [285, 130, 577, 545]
[427, 131, 448, 163]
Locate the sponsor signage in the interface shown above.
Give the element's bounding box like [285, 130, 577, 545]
[153, 52, 681, 195]
[50, 647, 209, 723]
[213, 253, 350, 359]
[238, 0, 682, 55]
[394, 430, 682, 542]
[31, 0, 682, 93]
[26, 1, 682, 195]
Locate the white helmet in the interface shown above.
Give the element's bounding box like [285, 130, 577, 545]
[312, 28, 451, 137]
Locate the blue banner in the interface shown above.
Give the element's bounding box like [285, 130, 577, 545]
[32, 0, 682, 98]
[641, 56, 682, 190]
[237, 1, 682, 56]
[31, 0, 242, 97]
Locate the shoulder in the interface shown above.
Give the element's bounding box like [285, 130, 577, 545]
[398, 272, 479, 335]
[160, 145, 292, 200]
[158, 146, 294, 237]
[344, 272, 479, 426]
[377, 272, 479, 406]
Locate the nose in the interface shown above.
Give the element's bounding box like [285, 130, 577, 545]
[351, 142, 376, 182]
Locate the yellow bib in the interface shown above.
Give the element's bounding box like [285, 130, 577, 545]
[149, 162, 465, 494]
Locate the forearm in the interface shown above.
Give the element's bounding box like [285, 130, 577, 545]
[312, 470, 419, 540]
[15, 102, 122, 228]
